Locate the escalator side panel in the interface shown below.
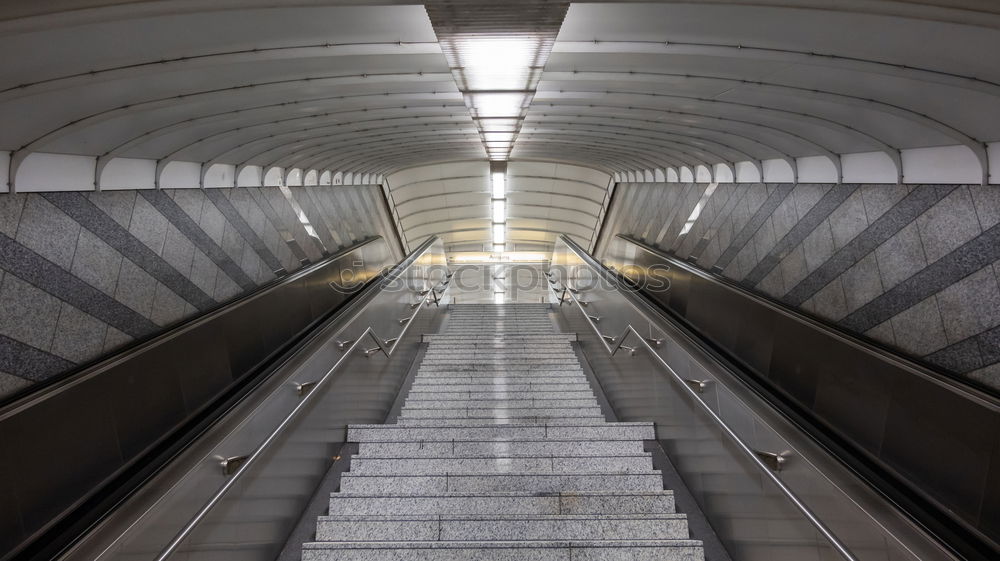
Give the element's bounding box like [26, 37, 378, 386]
[602, 234, 1000, 558]
[0, 237, 393, 561]
[553, 235, 960, 561]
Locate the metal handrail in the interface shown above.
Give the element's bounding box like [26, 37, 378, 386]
[0, 236, 387, 419]
[618, 233, 1000, 410]
[549, 235, 858, 561]
[152, 239, 450, 561]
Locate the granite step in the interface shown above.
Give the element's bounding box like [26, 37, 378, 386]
[346, 423, 655, 442]
[401, 398, 600, 409]
[357, 440, 647, 458]
[306, 304, 702, 561]
[421, 349, 577, 358]
[410, 376, 588, 385]
[394, 418, 609, 427]
[405, 391, 597, 400]
[301, 539, 705, 561]
[407, 383, 594, 392]
[315, 513, 690, 541]
[338, 472, 664, 494]
[348, 455, 654, 475]
[420, 356, 579, 362]
[398, 407, 603, 419]
[327, 491, 677, 516]
[417, 363, 582, 369]
[420, 355, 579, 361]
[409, 379, 589, 387]
[423, 336, 573, 341]
[413, 369, 583, 375]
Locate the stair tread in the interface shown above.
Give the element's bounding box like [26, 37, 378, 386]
[304, 304, 701, 561]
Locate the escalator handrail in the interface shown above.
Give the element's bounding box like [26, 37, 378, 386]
[152, 236, 451, 561]
[618, 233, 999, 408]
[549, 234, 859, 561]
[0, 236, 388, 417]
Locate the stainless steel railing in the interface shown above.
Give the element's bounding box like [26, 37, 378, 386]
[153, 269, 451, 561]
[155, 239, 451, 561]
[61, 236, 450, 561]
[547, 235, 860, 561]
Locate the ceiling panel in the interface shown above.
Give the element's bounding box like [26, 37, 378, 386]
[1, 0, 997, 256]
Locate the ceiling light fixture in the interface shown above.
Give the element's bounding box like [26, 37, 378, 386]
[491, 163, 507, 254]
[491, 171, 505, 198]
[493, 223, 506, 245]
[426, 0, 569, 164]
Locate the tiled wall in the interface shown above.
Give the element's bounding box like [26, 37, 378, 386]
[0, 185, 400, 398]
[597, 182, 1000, 390]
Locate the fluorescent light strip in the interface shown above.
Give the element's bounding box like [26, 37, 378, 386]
[493, 223, 506, 244]
[491, 172, 505, 198]
[492, 199, 506, 223]
[424, 3, 569, 162]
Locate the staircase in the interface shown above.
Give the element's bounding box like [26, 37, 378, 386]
[302, 303, 705, 560]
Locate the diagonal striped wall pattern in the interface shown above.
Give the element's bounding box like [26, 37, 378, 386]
[597, 182, 1000, 390]
[0, 184, 399, 398]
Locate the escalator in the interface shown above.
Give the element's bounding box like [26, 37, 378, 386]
[548, 234, 998, 561]
[0, 235, 449, 561]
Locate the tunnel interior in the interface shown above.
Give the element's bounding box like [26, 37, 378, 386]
[0, 2, 999, 561]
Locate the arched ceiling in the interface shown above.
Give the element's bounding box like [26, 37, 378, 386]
[0, 4, 484, 184]
[0, 1, 998, 253]
[521, 1, 1000, 183]
[386, 160, 610, 254]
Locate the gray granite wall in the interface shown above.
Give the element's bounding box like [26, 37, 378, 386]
[597, 182, 1000, 390]
[0, 185, 399, 398]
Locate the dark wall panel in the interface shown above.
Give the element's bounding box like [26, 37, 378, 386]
[597, 182, 1000, 391]
[599, 232, 1000, 555]
[0, 184, 401, 397]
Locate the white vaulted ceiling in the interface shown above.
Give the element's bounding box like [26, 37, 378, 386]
[385, 160, 610, 253]
[1, 1, 999, 255]
[0, 5, 483, 182]
[521, 2, 1000, 184]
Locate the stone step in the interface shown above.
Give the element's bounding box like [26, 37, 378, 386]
[301, 540, 704, 561]
[347, 423, 655, 442]
[418, 362, 581, 368]
[402, 398, 600, 409]
[357, 440, 647, 458]
[416, 368, 585, 375]
[413, 372, 587, 386]
[348, 455, 654, 475]
[303, 302, 701, 561]
[328, 491, 676, 516]
[414, 371, 585, 377]
[411, 376, 588, 384]
[419, 356, 577, 361]
[398, 407, 604, 419]
[427, 342, 571, 346]
[395, 418, 609, 427]
[424, 350, 574, 355]
[421, 352, 577, 358]
[338, 472, 663, 494]
[421, 354, 576, 359]
[408, 383, 594, 393]
[405, 390, 596, 400]
[444, 322, 554, 326]
[417, 366, 582, 372]
[315, 513, 690, 541]
[443, 327, 555, 331]
[442, 328, 556, 333]
[424, 335, 573, 340]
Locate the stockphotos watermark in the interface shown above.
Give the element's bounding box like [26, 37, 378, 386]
[328, 261, 672, 296]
